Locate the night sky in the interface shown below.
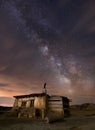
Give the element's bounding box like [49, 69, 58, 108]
[0, 0, 95, 106]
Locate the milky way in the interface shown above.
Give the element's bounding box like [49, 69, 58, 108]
[0, 0, 95, 105]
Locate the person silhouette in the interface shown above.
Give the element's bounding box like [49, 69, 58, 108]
[43, 83, 47, 94]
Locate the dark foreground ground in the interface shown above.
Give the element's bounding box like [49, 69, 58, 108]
[0, 104, 95, 130]
[0, 116, 95, 130]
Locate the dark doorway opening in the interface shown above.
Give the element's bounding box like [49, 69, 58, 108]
[35, 109, 41, 119]
[30, 100, 34, 107]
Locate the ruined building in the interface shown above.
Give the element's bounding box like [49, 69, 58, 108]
[12, 83, 70, 123]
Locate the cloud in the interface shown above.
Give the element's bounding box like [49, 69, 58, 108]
[0, 83, 8, 87]
[0, 97, 14, 106]
[0, 65, 9, 72]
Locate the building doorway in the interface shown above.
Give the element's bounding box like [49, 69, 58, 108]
[35, 109, 42, 119]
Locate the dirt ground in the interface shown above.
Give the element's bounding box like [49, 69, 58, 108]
[0, 115, 95, 130]
[0, 105, 95, 130]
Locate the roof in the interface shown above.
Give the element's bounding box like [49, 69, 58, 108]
[13, 93, 71, 102]
[14, 93, 49, 98]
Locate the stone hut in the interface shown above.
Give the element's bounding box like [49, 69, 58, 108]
[12, 84, 70, 122]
